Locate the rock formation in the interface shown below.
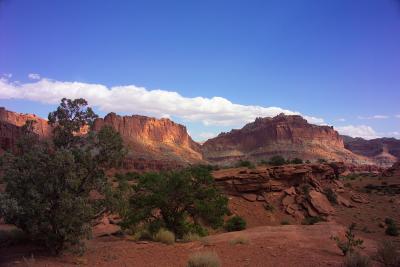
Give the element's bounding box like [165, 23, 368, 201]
[202, 114, 371, 165]
[342, 136, 400, 167]
[212, 163, 355, 220]
[0, 107, 52, 153]
[92, 112, 203, 165]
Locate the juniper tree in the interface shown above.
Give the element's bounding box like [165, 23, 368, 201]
[0, 98, 124, 254]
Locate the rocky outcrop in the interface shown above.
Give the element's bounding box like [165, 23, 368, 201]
[0, 107, 52, 153]
[382, 161, 400, 177]
[213, 163, 354, 220]
[93, 112, 202, 165]
[203, 114, 371, 165]
[342, 136, 400, 168]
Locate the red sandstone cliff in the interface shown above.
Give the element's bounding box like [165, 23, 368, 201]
[93, 113, 203, 164]
[202, 114, 372, 165]
[0, 107, 52, 153]
[342, 136, 400, 168]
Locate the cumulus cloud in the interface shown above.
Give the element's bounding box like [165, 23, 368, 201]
[28, 73, 41, 80]
[336, 118, 346, 122]
[335, 125, 379, 139]
[0, 76, 325, 127]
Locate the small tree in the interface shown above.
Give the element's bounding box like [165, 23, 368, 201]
[224, 216, 247, 232]
[122, 166, 228, 238]
[331, 223, 364, 256]
[0, 98, 124, 254]
[290, 158, 303, 164]
[268, 155, 286, 166]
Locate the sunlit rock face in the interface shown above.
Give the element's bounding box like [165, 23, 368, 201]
[202, 114, 371, 165]
[93, 112, 203, 166]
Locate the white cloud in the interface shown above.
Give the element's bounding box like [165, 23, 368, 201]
[358, 115, 389, 120]
[335, 125, 379, 140]
[336, 118, 346, 122]
[28, 73, 41, 80]
[0, 76, 325, 127]
[1, 73, 12, 79]
[396, 115, 400, 119]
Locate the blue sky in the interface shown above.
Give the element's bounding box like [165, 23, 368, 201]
[0, 0, 399, 141]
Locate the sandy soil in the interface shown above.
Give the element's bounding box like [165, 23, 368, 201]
[0, 222, 377, 267]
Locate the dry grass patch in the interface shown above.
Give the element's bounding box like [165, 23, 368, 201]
[187, 251, 221, 267]
[182, 233, 201, 242]
[375, 240, 400, 267]
[154, 228, 175, 245]
[343, 252, 371, 267]
[229, 236, 249, 245]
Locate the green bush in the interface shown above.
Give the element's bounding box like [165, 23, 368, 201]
[0, 229, 27, 248]
[302, 216, 324, 225]
[290, 158, 303, 164]
[343, 252, 370, 267]
[122, 165, 228, 238]
[384, 218, 399, 237]
[268, 155, 286, 166]
[386, 223, 399, 236]
[224, 216, 247, 232]
[331, 223, 364, 256]
[236, 160, 255, 169]
[187, 251, 221, 267]
[154, 229, 175, 245]
[281, 219, 290, 225]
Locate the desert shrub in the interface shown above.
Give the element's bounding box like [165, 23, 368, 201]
[236, 160, 255, 169]
[300, 183, 311, 198]
[264, 203, 275, 212]
[302, 216, 324, 225]
[224, 216, 246, 232]
[385, 223, 399, 236]
[385, 218, 395, 225]
[318, 158, 327, 163]
[183, 233, 201, 242]
[290, 158, 303, 164]
[375, 240, 400, 267]
[154, 228, 175, 245]
[229, 236, 249, 245]
[268, 155, 286, 166]
[0, 228, 28, 248]
[122, 165, 228, 238]
[331, 223, 364, 256]
[324, 188, 338, 204]
[305, 160, 311, 164]
[0, 98, 125, 254]
[187, 251, 221, 267]
[343, 252, 371, 267]
[281, 219, 291, 225]
[115, 172, 140, 182]
[384, 218, 399, 236]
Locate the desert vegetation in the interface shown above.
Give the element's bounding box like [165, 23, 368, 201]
[0, 98, 125, 254]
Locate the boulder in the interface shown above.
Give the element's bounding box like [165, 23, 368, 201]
[241, 193, 258, 202]
[284, 186, 296, 196]
[308, 190, 334, 215]
[351, 194, 369, 204]
[337, 195, 353, 207]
